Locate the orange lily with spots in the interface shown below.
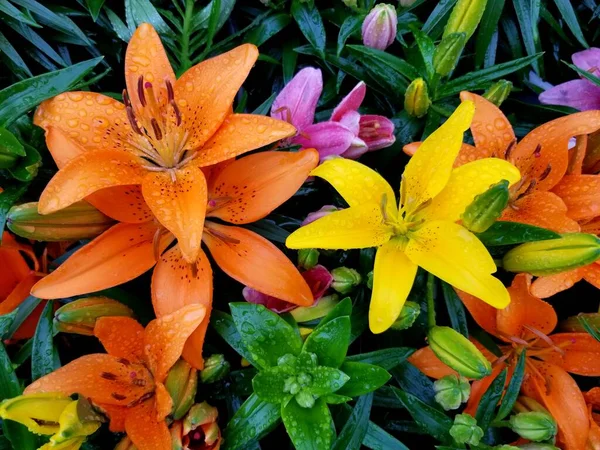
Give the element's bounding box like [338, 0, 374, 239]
[409, 274, 600, 450]
[585, 388, 600, 449]
[24, 304, 206, 450]
[404, 92, 600, 233]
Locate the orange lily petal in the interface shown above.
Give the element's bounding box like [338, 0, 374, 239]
[584, 130, 600, 174]
[585, 387, 600, 408]
[407, 346, 458, 379]
[456, 289, 499, 336]
[206, 149, 318, 224]
[496, 274, 557, 340]
[143, 304, 207, 384]
[203, 222, 313, 306]
[94, 316, 145, 362]
[582, 218, 600, 235]
[45, 126, 86, 167]
[191, 114, 296, 167]
[530, 269, 584, 298]
[13, 301, 50, 340]
[552, 174, 600, 222]
[34, 92, 132, 151]
[39, 150, 145, 215]
[142, 166, 206, 263]
[0, 272, 42, 315]
[124, 400, 170, 450]
[95, 403, 127, 432]
[31, 222, 172, 299]
[175, 44, 259, 150]
[582, 262, 600, 289]
[464, 362, 507, 416]
[501, 191, 580, 233]
[402, 142, 485, 168]
[155, 383, 173, 421]
[125, 23, 175, 115]
[151, 246, 213, 369]
[0, 234, 31, 299]
[24, 354, 154, 406]
[567, 135, 587, 175]
[589, 410, 600, 450]
[460, 91, 515, 158]
[541, 333, 600, 376]
[521, 360, 589, 450]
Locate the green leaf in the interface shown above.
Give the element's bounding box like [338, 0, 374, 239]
[0, 2, 38, 27]
[391, 361, 438, 407]
[0, 311, 18, 339]
[345, 348, 415, 370]
[337, 362, 391, 397]
[3, 15, 66, 67]
[106, 7, 132, 41]
[8, 144, 41, 182]
[125, 0, 174, 38]
[578, 315, 600, 342]
[411, 26, 435, 80]
[0, 57, 103, 127]
[230, 303, 303, 369]
[564, 61, 600, 88]
[0, 31, 32, 80]
[337, 15, 363, 56]
[475, 0, 505, 68]
[322, 393, 352, 404]
[283, 38, 299, 84]
[252, 366, 294, 404]
[31, 301, 57, 381]
[86, 0, 106, 21]
[204, 0, 221, 53]
[496, 351, 526, 421]
[332, 393, 373, 450]
[303, 316, 351, 368]
[422, 0, 457, 35]
[308, 366, 350, 396]
[319, 296, 352, 327]
[282, 397, 333, 450]
[291, 0, 326, 56]
[512, 0, 541, 74]
[475, 368, 507, 431]
[211, 311, 259, 367]
[551, 0, 588, 48]
[347, 44, 419, 82]
[193, 0, 235, 33]
[0, 127, 25, 169]
[246, 13, 291, 47]
[477, 221, 560, 246]
[363, 420, 409, 450]
[441, 281, 468, 337]
[222, 393, 281, 450]
[0, 183, 28, 237]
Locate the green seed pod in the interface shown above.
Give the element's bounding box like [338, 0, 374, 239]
[503, 233, 600, 276]
[433, 374, 470, 410]
[483, 80, 513, 107]
[331, 267, 362, 294]
[165, 359, 198, 420]
[54, 297, 134, 336]
[433, 32, 467, 77]
[428, 326, 492, 379]
[390, 301, 420, 330]
[509, 411, 557, 442]
[449, 413, 483, 446]
[461, 180, 510, 233]
[200, 354, 231, 384]
[443, 0, 488, 41]
[404, 78, 431, 118]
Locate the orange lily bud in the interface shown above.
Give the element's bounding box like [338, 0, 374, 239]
[54, 297, 134, 336]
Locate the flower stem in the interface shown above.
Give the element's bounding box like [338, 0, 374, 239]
[179, 0, 195, 74]
[426, 272, 436, 329]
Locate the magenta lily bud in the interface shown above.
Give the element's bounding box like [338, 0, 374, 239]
[361, 4, 398, 50]
[358, 115, 396, 151]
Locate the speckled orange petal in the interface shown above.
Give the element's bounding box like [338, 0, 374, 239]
[142, 166, 206, 263]
[175, 44, 259, 150]
[0, 234, 31, 299]
[39, 150, 145, 215]
[464, 362, 507, 416]
[540, 333, 600, 376]
[143, 304, 206, 383]
[94, 316, 144, 362]
[584, 130, 600, 174]
[125, 399, 170, 450]
[403, 142, 484, 168]
[191, 114, 296, 167]
[456, 289, 498, 337]
[151, 245, 213, 370]
[31, 222, 172, 299]
[496, 274, 557, 340]
[501, 191, 580, 233]
[203, 222, 313, 306]
[510, 110, 600, 192]
[530, 269, 584, 298]
[95, 403, 127, 432]
[24, 354, 154, 406]
[125, 23, 175, 115]
[0, 272, 42, 315]
[154, 383, 172, 421]
[582, 218, 600, 235]
[206, 149, 318, 224]
[45, 126, 86, 167]
[34, 92, 132, 151]
[552, 174, 600, 222]
[582, 262, 600, 289]
[585, 387, 600, 408]
[567, 135, 587, 175]
[521, 360, 589, 450]
[460, 92, 515, 159]
[407, 346, 458, 379]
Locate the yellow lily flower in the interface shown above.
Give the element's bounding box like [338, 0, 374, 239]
[286, 101, 519, 333]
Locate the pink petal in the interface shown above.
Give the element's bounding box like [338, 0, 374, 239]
[292, 121, 355, 159]
[539, 79, 600, 111]
[271, 67, 323, 131]
[338, 110, 361, 136]
[302, 205, 340, 225]
[341, 139, 369, 159]
[572, 48, 600, 77]
[331, 82, 367, 122]
[242, 287, 296, 313]
[303, 265, 333, 300]
[359, 115, 396, 151]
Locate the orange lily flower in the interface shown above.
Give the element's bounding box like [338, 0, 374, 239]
[404, 92, 600, 232]
[409, 274, 600, 450]
[24, 304, 206, 450]
[585, 388, 600, 449]
[32, 22, 296, 266]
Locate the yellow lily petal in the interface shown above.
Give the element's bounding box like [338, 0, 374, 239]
[310, 158, 397, 217]
[286, 203, 393, 250]
[370, 239, 418, 334]
[401, 101, 475, 215]
[40, 437, 86, 450]
[419, 158, 521, 222]
[0, 393, 72, 435]
[405, 220, 509, 308]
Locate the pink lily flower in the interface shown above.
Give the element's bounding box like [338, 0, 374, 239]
[539, 48, 600, 111]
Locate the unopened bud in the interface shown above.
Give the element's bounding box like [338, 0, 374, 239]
[366, 271, 373, 290]
[0, 128, 25, 169]
[503, 233, 600, 276]
[433, 374, 470, 410]
[0, 393, 72, 435]
[54, 297, 134, 336]
[433, 32, 467, 77]
[200, 354, 230, 384]
[166, 360, 198, 420]
[183, 402, 220, 447]
[449, 413, 483, 446]
[361, 4, 398, 50]
[290, 295, 339, 323]
[483, 80, 513, 107]
[298, 248, 319, 270]
[443, 0, 487, 40]
[509, 411, 557, 442]
[462, 180, 510, 233]
[7, 201, 114, 241]
[115, 436, 136, 450]
[428, 326, 492, 379]
[331, 267, 362, 294]
[390, 301, 420, 330]
[404, 78, 431, 118]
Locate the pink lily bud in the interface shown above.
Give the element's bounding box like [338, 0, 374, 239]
[358, 115, 396, 151]
[302, 205, 340, 225]
[362, 4, 398, 51]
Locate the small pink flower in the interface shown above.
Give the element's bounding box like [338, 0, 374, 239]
[361, 4, 398, 51]
[302, 205, 340, 226]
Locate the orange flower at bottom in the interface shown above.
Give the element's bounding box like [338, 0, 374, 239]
[409, 274, 600, 450]
[24, 304, 206, 450]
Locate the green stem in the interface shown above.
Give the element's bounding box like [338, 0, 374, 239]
[179, 0, 194, 74]
[426, 272, 436, 329]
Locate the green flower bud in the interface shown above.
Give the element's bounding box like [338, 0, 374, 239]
[200, 354, 231, 384]
[331, 267, 362, 294]
[433, 32, 467, 77]
[433, 374, 470, 410]
[7, 201, 114, 241]
[183, 402, 218, 436]
[443, 0, 487, 40]
[462, 180, 510, 233]
[0, 127, 25, 169]
[290, 295, 339, 323]
[428, 326, 492, 379]
[165, 360, 198, 420]
[298, 248, 320, 270]
[503, 233, 600, 276]
[366, 271, 373, 290]
[509, 411, 557, 442]
[483, 80, 513, 107]
[390, 301, 420, 330]
[54, 297, 134, 336]
[404, 78, 431, 118]
[449, 413, 483, 446]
